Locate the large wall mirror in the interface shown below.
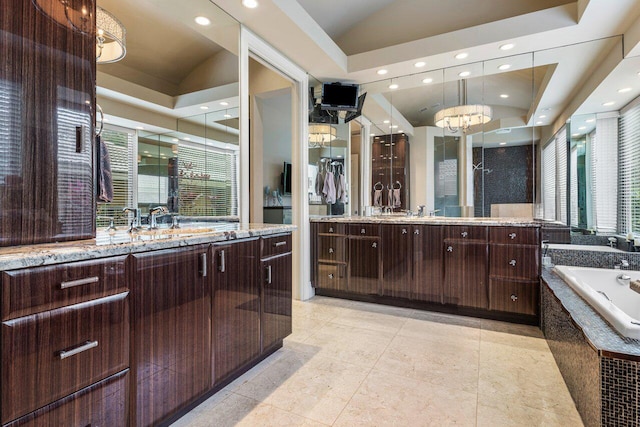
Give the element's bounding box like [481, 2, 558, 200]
[95, 0, 240, 228]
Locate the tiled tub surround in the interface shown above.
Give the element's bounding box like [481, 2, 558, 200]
[547, 244, 640, 270]
[542, 269, 640, 427]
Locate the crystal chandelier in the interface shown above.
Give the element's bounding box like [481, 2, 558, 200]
[434, 80, 492, 133]
[309, 124, 337, 148]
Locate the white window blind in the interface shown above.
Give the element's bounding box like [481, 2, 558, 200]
[556, 129, 568, 224]
[96, 127, 135, 228]
[0, 79, 21, 185]
[542, 139, 556, 220]
[570, 146, 578, 227]
[592, 117, 618, 233]
[619, 101, 640, 234]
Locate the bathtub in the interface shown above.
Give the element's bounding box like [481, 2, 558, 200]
[553, 265, 640, 340]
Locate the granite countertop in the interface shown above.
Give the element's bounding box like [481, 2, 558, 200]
[542, 268, 640, 358]
[0, 223, 296, 271]
[310, 215, 541, 227]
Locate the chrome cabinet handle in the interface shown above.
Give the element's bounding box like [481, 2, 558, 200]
[329, 227, 334, 233]
[329, 248, 334, 254]
[60, 276, 99, 289]
[199, 253, 207, 277]
[266, 265, 272, 284]
[402, 228, 408, 235]
[510, 294, 518, 302]
[509, 233, 517, 240]
[219, 250, 226, 273]
[273, 241, 287, 247]
[361, 228, 366, 234]
[328, 273, 334, 279]
[447, 246, 453, 252]
[461, 232, 468, 238]
[59, 340, 98, 360]
[414, 229, 420, 235]
[372, 242, 377, 248]
[509, 259, 517, 266]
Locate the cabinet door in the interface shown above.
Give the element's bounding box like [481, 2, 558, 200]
[5, 370, 128, 427]
[212, 239, 260, 384]
[348, 237, 381, 295]
[132, 246, 211, 427]
[261, 253, 292, 353]
[489, 245, 540, 280]
[444, 241, 488, 309]
[316, 263, 347, 291]
[0, 0, 95, 247]
[381, 224, 412, 299]
[412, 225, 444, 303]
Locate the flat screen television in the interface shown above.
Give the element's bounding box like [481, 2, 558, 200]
[281, 162, 292, 195]
[321, 82, 359, 112]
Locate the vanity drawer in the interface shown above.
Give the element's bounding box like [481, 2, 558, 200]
[317, 222, 346, 235]
[2, 256, 128, 321]
[261, 234, 292, 257]
[489, 279, 539, 316]
[349, 224, 379, 236]
[317, 236, 347, 262]
[489, 245, 540, 280]
[445, 226, 488, 241]
[1, 293, 129, 424]
[316, 263, 347, 291]
[490, 227, 539, 245]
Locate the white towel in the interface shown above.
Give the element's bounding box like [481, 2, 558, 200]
[393, 188, 401, 208]
[323, 171, 336, 204]
[373, 189, 383, 207]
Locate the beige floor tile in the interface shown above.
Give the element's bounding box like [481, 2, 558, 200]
[399, 310, 482, 341]
[334, 369, 477, 427]
[375, 334, 480, 394]
[235, 351, 369, 425]
[329, 306, 409, 334]
[477, 401, 584, 427]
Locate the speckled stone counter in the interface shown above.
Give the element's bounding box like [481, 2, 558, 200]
[310, 215, 541, 227]
[542, 268, 640, 426]
[0, 223, 296, 271]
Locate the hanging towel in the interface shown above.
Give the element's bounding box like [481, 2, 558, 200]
[388, 188, 393, 207]
[373, 189, 383, 207]
[315, 169, 324, 196]
[323, 171, 336, 204]
[393, 188, 401, 208]
[96, 135, 114, 203]
[337, 173, 348, 203]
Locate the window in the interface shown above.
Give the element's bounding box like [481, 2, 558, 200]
[590, 117, 618, 233]
[619, 99, 640, 234]
[542, 138, 556, 220]
[556, 129, 568, 224]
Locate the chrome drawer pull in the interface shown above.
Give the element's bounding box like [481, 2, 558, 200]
[509, 233, 517, 239]
[402, 228, 408, 235]
[510, 294, 518, 302]
[361, 228, 366, 234]
[414, 229, 420, 235]
[329, 248, 334, 254]
[219, 250, 226, 273]
[447, 246, 453, 252]
[372, 242, 377, 248]
[60, 276, 99, 289]
[509, 259, 517, 266]
[461, 232, 468, 238]
[273, 241, 287, 247]
[59, 340, 98, 360]
[328, 273, 334, 279]
[199, 253, 207, 277]
[329, 227, 334, 233]
[266, 265, 272, 284]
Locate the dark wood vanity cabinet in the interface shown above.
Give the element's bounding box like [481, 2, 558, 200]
[315, 222, 348, 292]
[348, 225, 381, 295]
[381, 224, 412, 299]
[412, 225, 444, 303]
[0, 0, 96, 247]
[131, 246, 211, 427]
[261, 235, 293, 354]
[212, 239, 261, 384]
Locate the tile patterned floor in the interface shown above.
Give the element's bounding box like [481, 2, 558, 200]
[172, 296, 583, 427]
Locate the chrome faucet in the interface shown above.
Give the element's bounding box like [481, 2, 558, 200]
[417, 205, 426, 217]
[383, 206, 392, 215]
[614, 259, 630, 270]
[149, 206, 169, 230]
[122, 207, 142, 232]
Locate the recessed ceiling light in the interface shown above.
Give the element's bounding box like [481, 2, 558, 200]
[414, 61, 426, 68]
[536, 121, 544, 125]
[539, 115, 547, 118]
[172, 138, 179, 142]
[383, 120, 390, 124]
[184, 137, 191, 141]
[618, 87, 632, 93]
[499, 142, 507, 146]
[143, 150, 149, 154]
[399, 130, 404, 133]
[370, 133, 376, 137]
[200, 106, 209, 110]
[242, 0, 258, 8]
[500, 94, 509, 98]
[498, 64, 511, 71]
[586, 118, 595, 123]
[455, 52, 468, 60]
[578, 126, 586, 130]
[136, 126, 144, 130]
[194, 16, 211, 26]
[572, 133, 580, 137]
[500, 43, 515, 51]
[377, 69, 388, 75]
[602, 101, 615, 106]
[224, 114, 232, 118]
[391, 125, 398, 129]
[422, 77, 433, 84]
[220, 101, 229, 106]
[388, 83, 398, 89]
[458, 71, 470, 77]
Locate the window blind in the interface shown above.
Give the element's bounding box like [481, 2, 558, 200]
[592, 117, 618, 233]
[542, 139, 556, 220]
[556, 129, 568, 224]
[0, 79, 21, 185]
[619, 101, 640, 234]
[570, 146, 578, 227]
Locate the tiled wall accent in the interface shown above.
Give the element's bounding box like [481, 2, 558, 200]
[542, 284, 600, 427]
[472, 145, 533, 217]
[570, 235, 612, 246]
[548, 248, 640, 270]
[601, 356, 638, 426]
